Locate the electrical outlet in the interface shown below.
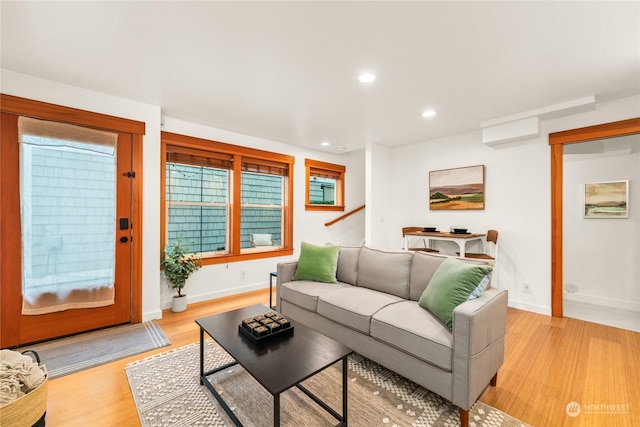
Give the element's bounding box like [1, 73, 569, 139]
[240, 270, 246, 279]
[523, 282, 531, 293]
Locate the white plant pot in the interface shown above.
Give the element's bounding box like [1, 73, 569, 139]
[172, 295, 188, 313]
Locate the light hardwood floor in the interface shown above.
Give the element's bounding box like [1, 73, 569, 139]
[43, 289, 639, 427]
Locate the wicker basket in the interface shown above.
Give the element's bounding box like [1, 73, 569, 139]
[0, 351, 48, 427]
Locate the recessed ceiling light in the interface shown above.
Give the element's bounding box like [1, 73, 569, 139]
[358, 73, 376, 84]
[321, 141, 330, 147]
[422, 110, 437, 118]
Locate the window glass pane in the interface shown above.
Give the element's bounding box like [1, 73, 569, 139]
[309, 176, 337, 205]
[20, 137, 115, 298]
[166, 162, 229, 253]
[241, 172, 283, 249]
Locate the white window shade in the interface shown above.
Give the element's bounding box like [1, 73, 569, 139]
[19, 116, 117, 152]
[18, 116, 118, 315]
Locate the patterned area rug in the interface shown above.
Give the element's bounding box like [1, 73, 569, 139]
[21, 321, 169, 379]
[126, 340, 529, 427]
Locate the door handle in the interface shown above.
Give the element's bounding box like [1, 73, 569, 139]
[119, 236, 129, 243]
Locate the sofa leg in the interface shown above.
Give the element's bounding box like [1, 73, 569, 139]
[490, 372, 498, 386]
[459, 408, 469, 427]
[457, 374, 496, 426]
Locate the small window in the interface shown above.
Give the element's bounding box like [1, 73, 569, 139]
[305, 159, 345, 211]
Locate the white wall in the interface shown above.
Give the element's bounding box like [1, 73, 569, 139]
[326, 148, 366, 247]
[160, 118, 365, 309]
[365, 143, 393, 249]
[3, 68, 638, 318]
[385, 95, 640, 315]
[563, 137, 640, 312]
[2, 69, 365, 319]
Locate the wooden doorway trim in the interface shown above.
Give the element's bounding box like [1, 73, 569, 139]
[549, 117, 640, 318]
[0, 94, 146, 332]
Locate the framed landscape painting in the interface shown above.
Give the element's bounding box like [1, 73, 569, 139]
[583, 180, 628, 218]
[429, 165, 484, 210]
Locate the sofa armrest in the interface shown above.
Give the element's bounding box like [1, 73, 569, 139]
[451, 288, 508, 410]
[275, 261, 298, 311]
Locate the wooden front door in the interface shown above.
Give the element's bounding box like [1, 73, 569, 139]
[1, 111, 135, 347]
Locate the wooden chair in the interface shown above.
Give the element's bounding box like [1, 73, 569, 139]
[459, 229, 498, 288]
[402, 227, 439, 253]
[457, 229, 498, 262]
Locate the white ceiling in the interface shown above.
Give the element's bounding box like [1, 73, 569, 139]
[2, 1, 639, 153]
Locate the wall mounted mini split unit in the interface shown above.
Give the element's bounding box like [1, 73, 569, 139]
[481, 96, 596, 146]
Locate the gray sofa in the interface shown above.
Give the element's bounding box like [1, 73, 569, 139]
[276, 246, 508, 427]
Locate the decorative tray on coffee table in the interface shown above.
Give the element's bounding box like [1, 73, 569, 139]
[238, 311, 294, 345]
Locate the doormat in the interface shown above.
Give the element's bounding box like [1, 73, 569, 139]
[20, 321, 169, 379]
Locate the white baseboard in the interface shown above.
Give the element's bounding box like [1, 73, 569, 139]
[142, 310, 163, 322]
[508, 299, 550, 316]
[564, 292, 640, 313]
[506, 295, 640, 317]
[161, 283, 268, 310]
[189, 283, 268, 306]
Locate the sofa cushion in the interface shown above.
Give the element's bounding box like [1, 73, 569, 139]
[468, 273, 492, 299]
[317, 287, 403, 334]
[336, 246, 361, 285]
[371, 300, 453, 371]
[356, 247, 413, 299]
[292, 242, 340, 283]
[418, 258, 493, 329]
[280, 280, 353, 312]
[408, 251, 448, 301]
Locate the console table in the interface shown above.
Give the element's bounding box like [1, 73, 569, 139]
[403, 231, 485, 257]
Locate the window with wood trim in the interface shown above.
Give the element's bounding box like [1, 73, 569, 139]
[162, 132, 294, 264]
[305, 159, 345, 211]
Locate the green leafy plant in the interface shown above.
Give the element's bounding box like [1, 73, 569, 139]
[162, 239, 201, 297]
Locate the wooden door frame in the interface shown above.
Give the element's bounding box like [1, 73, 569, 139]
[549, 117, 640, 317]
[0, 95, 146, 341]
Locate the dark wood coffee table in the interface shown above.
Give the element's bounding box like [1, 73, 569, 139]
[196, 304, 352, 426]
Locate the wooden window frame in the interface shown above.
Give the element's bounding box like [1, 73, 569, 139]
[305, 158, 345, 211]
[161, 131, 294, 265]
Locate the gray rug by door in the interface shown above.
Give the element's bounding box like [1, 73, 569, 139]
[21, 321, 169, 379]
[126, 339, 530, 427]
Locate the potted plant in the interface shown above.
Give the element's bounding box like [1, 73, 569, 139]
[162, 238, 201, 312]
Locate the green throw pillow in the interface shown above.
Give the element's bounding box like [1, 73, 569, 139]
[292, 242, 340, 283]
[418, 258, 493, 330]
